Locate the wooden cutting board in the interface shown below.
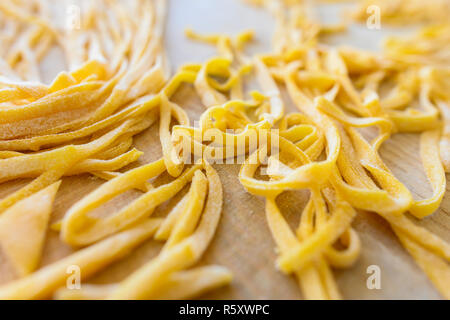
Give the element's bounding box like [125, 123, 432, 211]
[0, 0, 448, 299]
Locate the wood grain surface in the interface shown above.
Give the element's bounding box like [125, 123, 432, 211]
[0, 0, 448, 299]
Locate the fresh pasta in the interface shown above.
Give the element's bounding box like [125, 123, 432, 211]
[0, 0, 448, 300]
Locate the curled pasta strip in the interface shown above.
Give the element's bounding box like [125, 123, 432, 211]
[275, 193, 357, 274]
[239, 132, 332, 197]
[195, 57, 232, 107]
[186, 28, 283, 122]
[66, 148, 143, 176]
[54, 265, 232, 300]
[317, 96, 394, 149]
[394, 228, 450, 299]
[0, 94, 158, 151]
[0, 181, 60, 277]
[172, 96, 273, 164]
[234, 102, 358, 298]
[265, 192, 358, 299]
[0, 0, 233, 301]
[410, 129, 446, 218]
[312, 97, 415, 215]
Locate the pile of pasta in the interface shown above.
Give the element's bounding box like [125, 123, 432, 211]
[0, 0, 230, 299]
[0, 0, 448, 300]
